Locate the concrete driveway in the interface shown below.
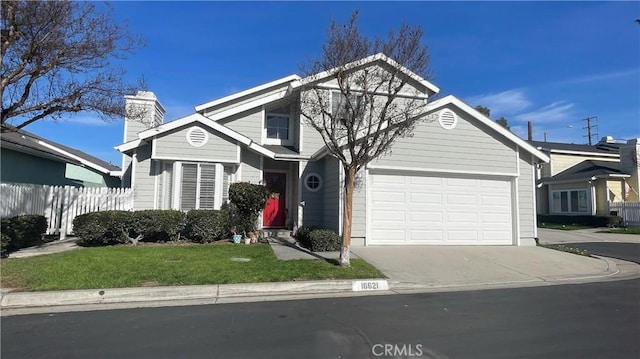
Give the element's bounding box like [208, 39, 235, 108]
[351, 244, 623, 288]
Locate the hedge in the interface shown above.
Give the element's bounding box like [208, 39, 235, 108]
[1, 215, 48, 254]
[73, 211, 136, 246]
[537, 214, 622, 228]
[184, 209, 230, 243]
[134, 210, 185, 242]
[295, 226, 342, 252]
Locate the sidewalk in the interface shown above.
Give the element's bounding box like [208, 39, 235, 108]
[2, 232, 640, 315]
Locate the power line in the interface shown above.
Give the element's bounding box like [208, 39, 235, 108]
[583, 116, 598, 145]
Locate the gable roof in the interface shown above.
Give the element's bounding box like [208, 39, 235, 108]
[291, 52, 440, 96]
[424, 95, 550, 162]
[2, 127, 121, 174]
[541, 160, 630, 184]
[528, 140, 621, 157]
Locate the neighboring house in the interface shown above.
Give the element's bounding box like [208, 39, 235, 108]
[1, 126, 121, 187]
[529, 138, 640, 216]
[116, 53, 549, 246]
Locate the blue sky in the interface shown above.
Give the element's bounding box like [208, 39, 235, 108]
[23, 1, 640, 167]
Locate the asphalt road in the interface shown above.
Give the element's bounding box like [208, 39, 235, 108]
[567, 242, 640, 264]
[2, 279, 639, 359]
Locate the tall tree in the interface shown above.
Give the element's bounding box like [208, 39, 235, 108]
[1, 0, 143, 130]
[474, 105, 510, 130]
[299, 11, 433, 266]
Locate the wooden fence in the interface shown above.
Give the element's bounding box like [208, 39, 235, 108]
[1, 183, 134, 238]
[609, 201, 640, 226]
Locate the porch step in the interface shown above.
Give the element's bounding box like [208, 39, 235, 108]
[262, 229, 293, 239]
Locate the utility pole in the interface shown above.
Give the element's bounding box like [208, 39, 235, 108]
[583, 116, 598, 145]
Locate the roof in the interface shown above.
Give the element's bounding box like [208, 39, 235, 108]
[292, 52, 440, 96]
[1, 126, 121, 174]
[541, 160, 630, 184]
[528, 140, 622, 156]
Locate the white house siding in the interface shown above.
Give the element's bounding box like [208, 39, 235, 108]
[351, 172, 367, 241]
[133, 144, 156, 210]
[240, 149, 262, 184]
[300, 160, 324, 227]
[323, 156, 341, 233]
[372, 106, 517, 174]
[153, 125, 238, 163]
[216, 107, 263, 144]
[202, 84, 290, 118]
[518, 153, 536, 244]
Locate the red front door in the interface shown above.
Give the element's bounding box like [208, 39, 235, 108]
[263, 172, 286, 227]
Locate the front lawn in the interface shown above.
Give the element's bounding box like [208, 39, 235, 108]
[599, 227, 640, 235]
[537, 243, 592, 257]
[0, 244, 384, 292]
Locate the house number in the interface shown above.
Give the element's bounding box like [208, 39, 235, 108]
[352, 280, 389, 291]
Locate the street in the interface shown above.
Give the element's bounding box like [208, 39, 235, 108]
[568, 242, 640, 264]
[2, 279, 639, 359]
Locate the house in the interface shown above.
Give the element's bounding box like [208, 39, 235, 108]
[116, 53, 550, 246]
[1, 126, 121, 187]
[530, 138, 640, 216]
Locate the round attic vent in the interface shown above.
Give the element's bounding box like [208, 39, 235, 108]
[186, 126, 209, 147]
[438, 109, 457, 130]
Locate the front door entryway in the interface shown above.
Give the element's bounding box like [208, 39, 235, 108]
[263, 172, 286, 227]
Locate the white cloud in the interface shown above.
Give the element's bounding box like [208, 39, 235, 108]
[467, 89, 532, 116]
[514, 101, 575, 124]
[66, 115, 116, 127]
[555, 68, 640, 86]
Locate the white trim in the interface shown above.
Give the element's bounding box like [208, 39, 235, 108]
[151, 138, 156, 158]
[315, 83, 430, 100]
[214, 163, 224, 210]
[236, 142, 241, 163]
[590, 183, 597, 215]
[195, 75, 301, 112]
[292, 53, 440, 95]
[115, 139, 146, 153]
[137, 113, 251, 145]
[339, 165, 344, 237]
[542, 173, 631, 185]
[186, 126, 209, 147]
[172, 162, 181, 210]
[109, 170, 122, 177]
[262, 169, 291, 228]
[131, 152, 137, 194]
[549, 188, 591, 214]
[531, 154, 538, 239]
[514, 147, 521, 245]
[153, 160, 159, 210]
[150, 155, 240, 164]
[36, 140, 112, 174]
[299, 114, 304, 153]
[365, 167, 371, 246]
[367, 164, 518, 178]
[548, 149, 620, 158]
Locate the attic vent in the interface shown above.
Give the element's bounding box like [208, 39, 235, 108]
[438, 109, 457, 130]
[186, 127, 209, 147]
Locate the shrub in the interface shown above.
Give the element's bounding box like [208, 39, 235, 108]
[1, 215, 48, 252]
[537, 214, 623, 228]
[295, 226, 342, 252]
[134, 210, 185, 242]
[184, 209, 230, 243]
[73, 211, 135, 246]
[228, 182, 269, 234]
[1, 232, 10, 258]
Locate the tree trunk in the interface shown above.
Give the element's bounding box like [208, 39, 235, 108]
[340, 167, 356, 267]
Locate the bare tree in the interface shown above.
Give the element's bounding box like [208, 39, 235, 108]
[299, 11, 434, 266]
[1, 0, 143, 130]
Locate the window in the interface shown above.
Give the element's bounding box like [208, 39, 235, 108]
[551, 189, 588, 213]
[265, 113, 290, 141]
[304, 173, 323, 192]
[180, 163, 223, 210]
[331, 91, 366, 126]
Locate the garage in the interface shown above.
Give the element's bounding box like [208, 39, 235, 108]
[368, 172, 514, 245]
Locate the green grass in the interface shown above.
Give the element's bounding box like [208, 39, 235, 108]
[537, 243, 591, 257]
[538, 223, 595, 230]
[0, 244, 385, 292]
[599, 227, 640, 235]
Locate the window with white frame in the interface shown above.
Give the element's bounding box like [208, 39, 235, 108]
[331, 90, 367, 127]
[265, 113, 291, 144]
[179, 163, 223, 211]
[551, 189, 589, 213]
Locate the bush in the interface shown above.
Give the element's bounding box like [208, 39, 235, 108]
[1, 215, 48, 252]
[537, 214, 623, 228]
[295, 226, 342, 252]
[184, 209, 230, 243]
[73, 211, 135, 246]
[228, 182, 269, 234]
[1, 233, 10, 258]
[134, 210, 185, 242]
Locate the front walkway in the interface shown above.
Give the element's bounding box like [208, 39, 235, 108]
[266, 235, 346, 261]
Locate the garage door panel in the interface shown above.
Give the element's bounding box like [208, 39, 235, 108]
[369, 173, 513, 245]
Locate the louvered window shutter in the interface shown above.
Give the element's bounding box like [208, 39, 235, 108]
[199, 164, 216, 209]
[181, 164, 198, 210]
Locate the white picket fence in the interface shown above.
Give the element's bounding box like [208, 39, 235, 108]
[1, 183, 134, 238]
[609, 201, 640, 226]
